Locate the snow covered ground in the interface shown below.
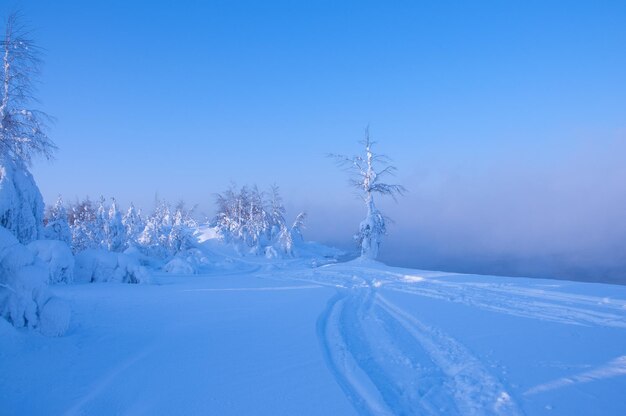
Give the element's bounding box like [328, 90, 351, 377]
[2, 259, 626, 415]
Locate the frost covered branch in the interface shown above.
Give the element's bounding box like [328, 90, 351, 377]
[0, 12, 55, 165]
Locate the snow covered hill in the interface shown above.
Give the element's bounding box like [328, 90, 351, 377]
[1, 260, 625, 415]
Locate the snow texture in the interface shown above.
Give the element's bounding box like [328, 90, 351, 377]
[2, 256, 626, 415]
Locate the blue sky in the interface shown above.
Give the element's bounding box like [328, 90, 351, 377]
[8, 1, 626, 280]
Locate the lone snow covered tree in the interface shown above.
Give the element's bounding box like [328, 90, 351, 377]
[332, 128, 405, 259]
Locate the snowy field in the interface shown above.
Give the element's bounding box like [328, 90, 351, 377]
[2, 259, 626, 416]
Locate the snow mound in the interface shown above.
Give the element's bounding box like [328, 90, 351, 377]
[0, 227, 70, 336]
[295, 241, 346, 266]
[27, 240, 74, 284]
[163, 249, 213, 274]
[164, 257, 196, 274]
[75, 249, 149, 284]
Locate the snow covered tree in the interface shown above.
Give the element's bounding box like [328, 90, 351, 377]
[168, 202, 197, 255]
[105, 198, 125, 252]
[68, 197, 97, 253]
[331, 127, 405, 259]
[290, 211, 307, 242]
[93, 196, 107, 249]
[214, 184, 301, 256]
[44, 195, 71, 245]
[0, 14, 70, 335]
[122, 202, 144, 247]
[138, 198, 173, 258]
[267, 185, 286, 242]
[0, 13, 55, 244]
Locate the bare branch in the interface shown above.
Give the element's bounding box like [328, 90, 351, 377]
[0, 12, 55, 165]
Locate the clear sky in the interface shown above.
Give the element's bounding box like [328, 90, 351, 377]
[7, 1, 626, 281]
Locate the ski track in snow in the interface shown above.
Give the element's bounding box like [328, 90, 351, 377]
[524, 355, 626, 396]
[278, 265, 626, 329]
[385, 278, 626, 328]
[63, 345, 155, 416]
[181, 284, 322, 293]
[312, 271, 522, 416]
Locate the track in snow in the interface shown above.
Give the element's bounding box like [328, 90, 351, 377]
[383, 277, 626, 328]
[316, 275, 521, 416]
[285, 264, 626, 329]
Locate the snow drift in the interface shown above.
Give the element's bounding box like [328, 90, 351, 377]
[0, 227, 70, 336]
[74, 249, 149, 284]
[27, 240, 74, 284]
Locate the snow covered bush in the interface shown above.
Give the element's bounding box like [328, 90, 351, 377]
[0, 227, 70, 336]
[74, 249, 149, 284]
[214, 184, 305, 257]
[27, 240, 74, 284]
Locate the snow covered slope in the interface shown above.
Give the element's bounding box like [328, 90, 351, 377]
[1, 261, 625, 415]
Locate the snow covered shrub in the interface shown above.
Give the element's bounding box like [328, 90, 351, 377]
[214, 184, 305, 257]
[27, 240, 74, 284]
[74, 249, 149, 284]
[0, 157, 45, 244]
[0, 227, 70, 336]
